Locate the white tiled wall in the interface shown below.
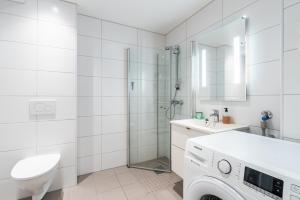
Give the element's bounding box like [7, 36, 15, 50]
[167, 0, 282, 137]
[283, 0, 300, 141]
[77, 15, 165, 175]
[0, 0, 77, 199]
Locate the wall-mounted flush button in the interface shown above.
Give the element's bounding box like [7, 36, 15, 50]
[29, 99, 56, 116]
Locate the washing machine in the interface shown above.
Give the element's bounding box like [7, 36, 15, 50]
[184, 131, 300, 200]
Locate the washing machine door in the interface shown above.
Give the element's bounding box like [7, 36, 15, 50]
[185, 176, 245, 200]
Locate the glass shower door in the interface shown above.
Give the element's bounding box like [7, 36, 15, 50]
[127, 47, 171, 172]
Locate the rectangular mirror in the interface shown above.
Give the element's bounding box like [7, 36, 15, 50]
[191, 17, 246, 102]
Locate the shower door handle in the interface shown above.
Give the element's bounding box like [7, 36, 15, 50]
[130, 81, 135, 90]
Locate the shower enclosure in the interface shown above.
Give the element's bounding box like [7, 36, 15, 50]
[127, 45, 181, 172]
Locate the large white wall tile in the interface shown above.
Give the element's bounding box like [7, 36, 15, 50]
[102, 59, 127, 78]
[284, 95, 300, 140]
[78, 56, 101, 77]
[0, 123, 36, 151]
[0, 41, 36, 70]
[139, 30, 165, 49]
[78, 136, 101, 157]
[50, 166, 76, 190]
[284, 0, 300, 8]
[248, 61, 281, 95]
[55, 97, 77, 120]
[38, 21, 75, 49]
[102, 40, 133, 60]
[223, 0, 257, 18]
[186, 0, 222, 37]
[78, 35, 101, 57]
[224, 0, 281, 35]
[0, 0, 37, 18]
[102, 115, 127, 134]
[78, 155, 101, 175]
[102, 21, 138, 45]
[37, 120, 76, 146]
[38, 46, 75, 73]
[0, 13, 36, 43]
[284, 3, 300, 51]
[102, 97, 127, 115]
[166, 23, 186, 45]
[102, 78, 127, 97]
[102, 150, 126, 170]
[0, 69, 36, 96]
[78, 97, 101, 117]
[102, 133, 126, 153]
[78, 116, 101, 137]
[38, 0, 76, 26]
[78, 76, 101, 97]
[78, 15, 101, 38]
[284, 50, 300, 94]
[38, 143, 76, 168]
[0, 97, 33, 123]
[248, 25, 281, 64]
[37, 71, 75, 96]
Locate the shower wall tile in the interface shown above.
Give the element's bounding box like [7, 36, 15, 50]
[77, 14, 165, 175]
[102, 150, 127, 170]
[139, 30, 165, 49]
[186, 0, 222, 37]
[78, 155, 101, 175]
[102, 21, 138, 45]
[0, 0, 37, 18]
[283, 2, 300, 140]
[78, 15, 101, 38]
[102, 97, 127, 115]
[0, 13, 37, 43]
[0, 1, 77, 199]
[102, 133, 127, 153]
[78, 35, 101, 57]
[38, 21, 75, 49]
[102, 59, 127, 78]
[0, 41, 37, 70]
[78, 56, 101, 77]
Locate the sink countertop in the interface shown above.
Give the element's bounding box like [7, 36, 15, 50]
[170, 119, 249, 134]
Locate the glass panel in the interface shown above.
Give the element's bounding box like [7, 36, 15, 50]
[128, 47, 171, 172]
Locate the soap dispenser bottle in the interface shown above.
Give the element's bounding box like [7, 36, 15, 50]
[222, 108, 231, 124]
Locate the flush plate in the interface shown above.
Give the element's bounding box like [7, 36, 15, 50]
[29, 99, 56, 116]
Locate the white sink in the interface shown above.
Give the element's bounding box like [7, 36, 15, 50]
[170, 119, 249, 134]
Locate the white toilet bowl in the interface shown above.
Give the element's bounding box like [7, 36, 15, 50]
[11, 154, 61, 200]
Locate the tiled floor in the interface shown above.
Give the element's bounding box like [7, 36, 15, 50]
[28, 166, 183, 200]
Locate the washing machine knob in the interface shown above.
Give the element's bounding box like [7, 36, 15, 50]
[217, 159, 232, 174]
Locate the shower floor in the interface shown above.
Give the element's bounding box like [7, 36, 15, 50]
[130, 157, 170, 173]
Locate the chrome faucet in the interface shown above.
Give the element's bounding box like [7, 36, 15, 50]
[210, 109, 220, 122]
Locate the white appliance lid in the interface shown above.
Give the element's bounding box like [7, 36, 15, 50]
[189, 131, 300, 180]
[11, 154, 60, 180]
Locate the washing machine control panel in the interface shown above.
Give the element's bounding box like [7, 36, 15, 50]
[243, 167, 283, 200]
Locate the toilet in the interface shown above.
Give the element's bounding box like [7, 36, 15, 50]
[11, 154, 61, 200]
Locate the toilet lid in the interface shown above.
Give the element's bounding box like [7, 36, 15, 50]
[11, 154, 60, 180]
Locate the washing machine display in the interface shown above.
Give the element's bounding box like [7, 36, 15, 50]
[244, 167, 284, 200]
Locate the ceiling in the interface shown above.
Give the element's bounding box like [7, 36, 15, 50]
[65, 0, 212, 34]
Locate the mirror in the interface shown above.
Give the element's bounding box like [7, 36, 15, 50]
[191, 17, 246, 101]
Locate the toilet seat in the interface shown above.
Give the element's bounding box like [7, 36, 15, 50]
[11, 154, 60, 181]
